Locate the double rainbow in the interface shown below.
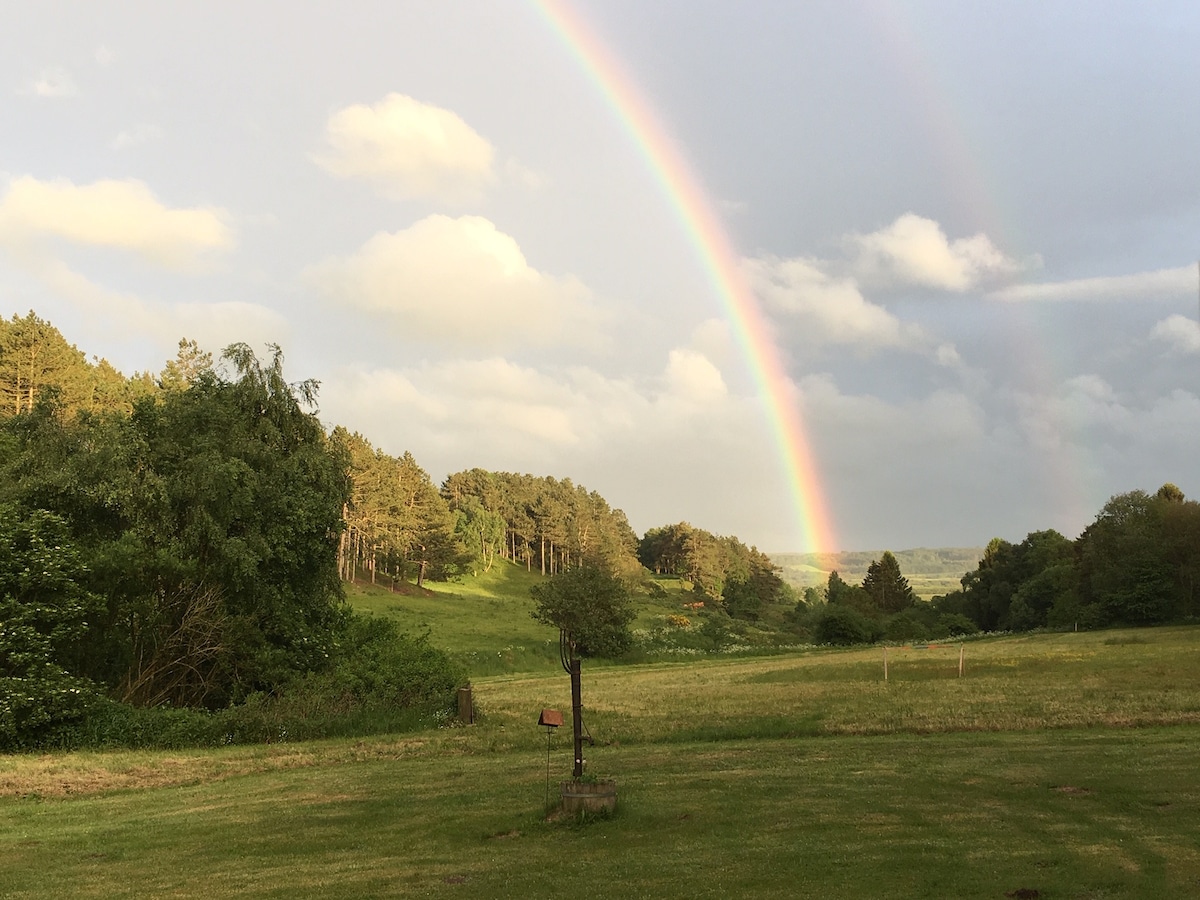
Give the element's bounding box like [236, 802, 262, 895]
[533, 0, 836, 552]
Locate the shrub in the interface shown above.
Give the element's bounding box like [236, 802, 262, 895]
[937, 613, 979, 637]
[883, 610, 930, 643]
[815, 605, 881, 646]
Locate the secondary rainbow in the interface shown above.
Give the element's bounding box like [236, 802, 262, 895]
[533, 0, 836, 552]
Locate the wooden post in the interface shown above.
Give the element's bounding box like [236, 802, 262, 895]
[958, 645, 964, 678]
[457, 684, 474, 723]
[883, 646, 888, 682]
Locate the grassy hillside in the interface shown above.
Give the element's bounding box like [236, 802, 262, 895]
[2, 627, 1198, 898]
[345, 561, 704, 676]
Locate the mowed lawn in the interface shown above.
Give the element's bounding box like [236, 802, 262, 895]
[2, 627, 1199, 898]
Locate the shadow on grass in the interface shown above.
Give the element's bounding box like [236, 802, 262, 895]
[665, 714, 824, 743]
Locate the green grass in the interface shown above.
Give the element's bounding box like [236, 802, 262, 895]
[345, 563, 763, 676]
[3, 626, 1199, 897]
[3, 728, 1197, 898]
[345, 562, 563, 675]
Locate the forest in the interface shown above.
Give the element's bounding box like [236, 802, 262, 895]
[1, 310, 1198, 751]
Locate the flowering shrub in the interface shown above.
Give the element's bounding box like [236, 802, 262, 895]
[0, 508, 101, 750]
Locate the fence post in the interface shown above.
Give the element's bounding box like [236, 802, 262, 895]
[457, 684, 474, 724]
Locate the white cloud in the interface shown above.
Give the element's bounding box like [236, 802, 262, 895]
[323, 358, 638, 458]
[0, 251, 284, 352]
[308, 214, 601, 349]
[111, 124, 164, 151]
[95, 46, 115, 67]
[19, 67, 78, 98]
[323, 349, 742, 457]
[989, 265, 1195, 303]
[503, 158, 545, 190]
[688, 318, 735, 367]
[313, 93, 495, 202]
[1151, 314, 1200, 354]
[664, 349, 727, 405]
[0, 176, 231, 269]
[1012, 373, 1200, 457]
[848, 213, 1022, 291]
[744, 254, 955, 363]
[796, 372, 985, 445]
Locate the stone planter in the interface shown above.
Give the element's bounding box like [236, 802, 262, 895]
[560, 779, 617, 815]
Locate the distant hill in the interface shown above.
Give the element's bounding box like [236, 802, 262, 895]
[771, 547, 985, 599]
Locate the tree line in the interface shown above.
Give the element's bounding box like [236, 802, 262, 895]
[638, 521, 790, 621]
[797, 486, 1200, 646]
[4, 312, 1195, 745]
[934, 483, 1199, 632]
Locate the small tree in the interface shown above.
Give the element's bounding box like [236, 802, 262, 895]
[531, 566, 634, 778]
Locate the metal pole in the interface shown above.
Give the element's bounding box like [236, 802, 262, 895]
[545, 728, 552, 807]
[571, 657, 583, 778]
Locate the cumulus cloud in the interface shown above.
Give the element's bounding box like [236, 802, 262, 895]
[2, 251, 284, 352]
[664, 348, 727, 404]
[0, 176, 231, 268]
[744, 254, 957, 364]
[848, 213, 1022, 291]
[308, 214, 602, 349]
[111, 124, 164, 150]
[322, 358, 637, 459]
[324, 348, 736, 452]
[796, 372, 985, 445]
[1151, 314, 1200, 354]
[688, 318, 735, 368]
[19, 67, 78, 98]
[314, 93, 495, 202]
[991, 265, 1196, 303]
[1012, 373, 1200, 458]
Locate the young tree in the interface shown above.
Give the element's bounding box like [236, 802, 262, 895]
[530, 565, 634, 778]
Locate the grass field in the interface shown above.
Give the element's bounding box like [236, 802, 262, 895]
[3, 625, 1199, 898]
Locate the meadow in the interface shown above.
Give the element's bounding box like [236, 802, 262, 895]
[2, 569, 1198, 898]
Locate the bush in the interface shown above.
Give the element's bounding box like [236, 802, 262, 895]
[15, 613, 466, 751]
[0, 508, 103, 751]
[815, 605, 881, 646]
[882, 610, 930, 643]
[936, 613, 979, 637]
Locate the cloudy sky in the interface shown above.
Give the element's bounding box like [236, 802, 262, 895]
[2, 1, 1197, 553]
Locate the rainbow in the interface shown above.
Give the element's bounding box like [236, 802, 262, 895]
[532, 0, 837, 552]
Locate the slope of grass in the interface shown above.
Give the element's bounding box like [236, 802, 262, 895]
[345, 564, 767, 676]
[345, 561, 561, 675]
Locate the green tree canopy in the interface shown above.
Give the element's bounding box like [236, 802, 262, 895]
[530, 566, 636, 658]
[0, 343, 349, 706]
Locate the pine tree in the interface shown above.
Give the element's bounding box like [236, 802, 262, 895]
[862, 551, 915, 613]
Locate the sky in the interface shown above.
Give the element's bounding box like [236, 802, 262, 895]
[1, 1, 1198, 554]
